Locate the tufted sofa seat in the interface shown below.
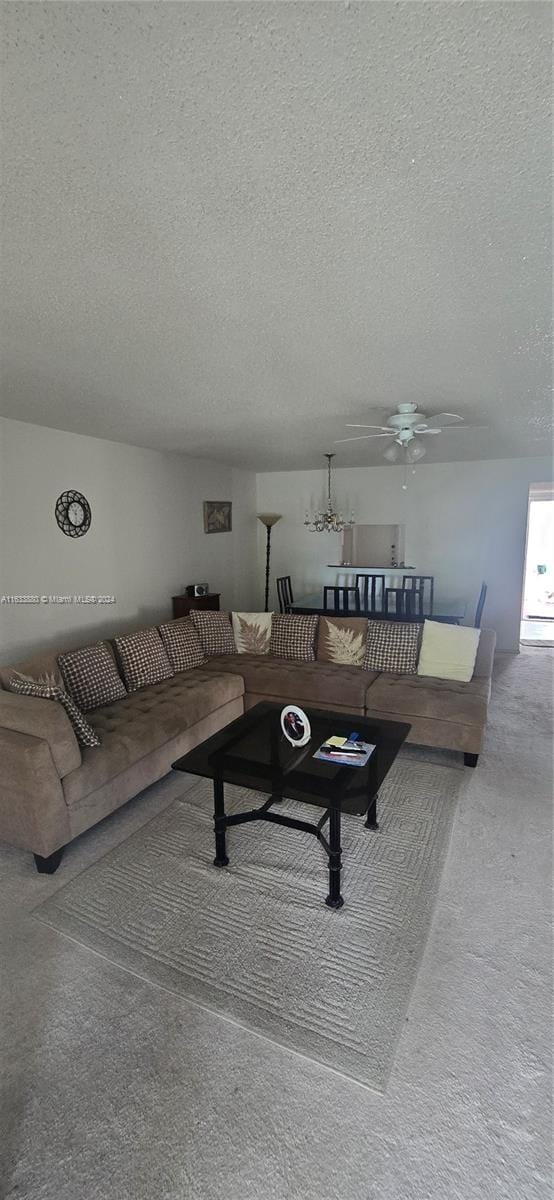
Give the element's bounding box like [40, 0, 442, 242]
[63, 668, 244, 807]
[201, 655, 379, 714]
[364, 672, 491, 755]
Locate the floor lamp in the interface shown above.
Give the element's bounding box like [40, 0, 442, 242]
[257, 513, 282, 612]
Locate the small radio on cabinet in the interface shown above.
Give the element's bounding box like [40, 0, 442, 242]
[185, 583, 210, 598]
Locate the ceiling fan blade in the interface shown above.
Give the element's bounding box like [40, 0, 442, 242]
[427, 412, 464, 426]
[345, 423, 391, 432]
[334, 433, 395, 443]
[431, 423, 489, 433]
[417, 422, 489, 434]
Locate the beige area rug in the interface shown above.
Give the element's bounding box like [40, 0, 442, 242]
[35, 750, 467, 1091]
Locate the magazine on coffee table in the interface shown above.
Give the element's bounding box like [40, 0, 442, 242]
[313, 734, 375, 768]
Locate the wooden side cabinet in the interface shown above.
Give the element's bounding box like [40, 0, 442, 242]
[172, 593, 221, 619]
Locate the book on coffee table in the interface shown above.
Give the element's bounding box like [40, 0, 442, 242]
[313, 734, 375, 768]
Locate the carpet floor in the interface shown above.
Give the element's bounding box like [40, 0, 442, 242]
[0, 649, 551, 1200]
[36, 751, 465, 1090]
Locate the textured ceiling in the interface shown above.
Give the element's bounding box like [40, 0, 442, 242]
[1, 2, 552, 470]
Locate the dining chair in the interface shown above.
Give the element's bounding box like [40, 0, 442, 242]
[356, 574, 386, 615]
[474, 582, 487, 628]
[383, 588, 425, 621]
[384, 587, 411, 619]
[323, 586, 361, 614]
[276, 576, 294, 614]
[403, 575, 434, 617]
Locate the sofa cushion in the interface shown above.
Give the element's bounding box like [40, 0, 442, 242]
[269, 614, 318, 662]
[202, 655, 377, 710]
[364, 672, 490, 727]
[58, 641, 127, 711]
[8, 672, 101, 748]
[62, 668, 244, 806]
[316, 616, 367, 665]
[158, 618, 207, 672]
[115, 627, 174, 691]
[363, 621, 420, 674]
[190, 610, 236, 656]
[232, 612, 272, 654]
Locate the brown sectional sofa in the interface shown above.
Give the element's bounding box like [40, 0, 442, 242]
[0, 618, 496, 873]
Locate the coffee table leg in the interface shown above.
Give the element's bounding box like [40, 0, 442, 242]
[213, 779, 229, 867]
[325, 806, 344, 909]
[364, 793, 379, 830]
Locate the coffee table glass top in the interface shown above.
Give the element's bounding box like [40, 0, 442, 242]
[173, 701, 410, 816]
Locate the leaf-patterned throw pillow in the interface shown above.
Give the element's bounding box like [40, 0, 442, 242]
[231, 612, 272, 655]
[316, 616, 367, 666]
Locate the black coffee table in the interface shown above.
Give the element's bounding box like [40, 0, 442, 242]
[172, 701, 410, 909]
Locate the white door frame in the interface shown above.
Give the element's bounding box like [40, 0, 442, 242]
[520, 482, 554, 622]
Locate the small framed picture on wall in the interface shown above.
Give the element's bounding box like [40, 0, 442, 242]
[203, 501, 232, 534]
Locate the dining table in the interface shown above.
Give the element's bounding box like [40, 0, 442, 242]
[289, 592, 467, 625]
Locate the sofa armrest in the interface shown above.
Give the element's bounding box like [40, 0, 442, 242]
[0, 727, 71, 856]
[0, 691, 81, 777]
[472, 628, 496, 680]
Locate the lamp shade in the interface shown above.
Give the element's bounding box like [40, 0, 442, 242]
[257, 512, 282, 528]
[405, 439, 426, 464]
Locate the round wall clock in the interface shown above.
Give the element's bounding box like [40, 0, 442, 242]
[55, 490, 92, 538]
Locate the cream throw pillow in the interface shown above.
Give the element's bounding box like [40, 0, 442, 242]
[417, 620, 480, 683]
[232, 612, 272, 655]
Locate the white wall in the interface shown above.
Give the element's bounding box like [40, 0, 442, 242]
[0, 418, 257, 662]
[256, 457, 554, 651]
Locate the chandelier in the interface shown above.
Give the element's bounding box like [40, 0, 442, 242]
[304, 453, 355, 533]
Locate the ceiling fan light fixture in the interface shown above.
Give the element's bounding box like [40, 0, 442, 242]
[405, 438, 426, 464]
[336, 404, 478, 474]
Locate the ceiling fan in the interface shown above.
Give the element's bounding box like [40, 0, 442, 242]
[335, 403, 486, 463]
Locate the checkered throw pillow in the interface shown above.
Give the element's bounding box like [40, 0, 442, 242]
[269, 614, 318, 662]
[8, 672, 101, 748]
[58, 641, 127, 712]
[189, 611, 236, 656]
[158, 618, 207, 672]
[363, 620, 420, 674]
[114, 627, 174, 692]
